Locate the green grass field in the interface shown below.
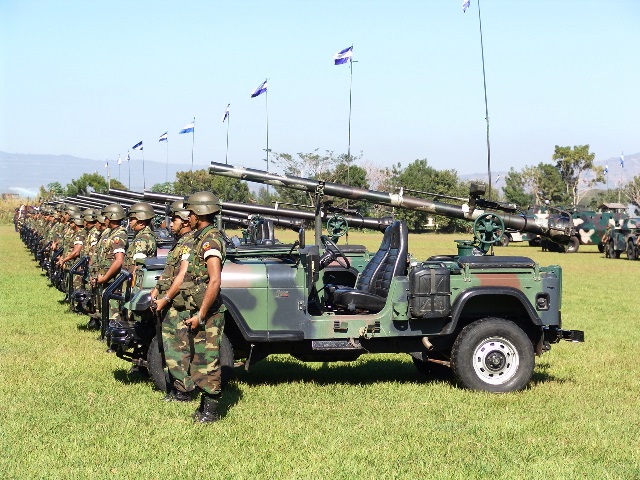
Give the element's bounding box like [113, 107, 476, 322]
[1, 225, 639, 479]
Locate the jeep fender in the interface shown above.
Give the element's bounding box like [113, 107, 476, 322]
[440, 286, 543, 337]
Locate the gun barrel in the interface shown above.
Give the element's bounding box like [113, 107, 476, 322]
[208, 162, 573, 241]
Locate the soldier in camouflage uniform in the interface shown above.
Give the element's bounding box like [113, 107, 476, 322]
[87, 212, 110, 330]
[123, 202, 157, 273]
[179, 191, 227, 423]
[59, 212, 87, 295]
[150, 200, 196, 401]
[95, 204, 128, 322]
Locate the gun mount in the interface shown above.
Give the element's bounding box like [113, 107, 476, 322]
[208, 162, 575, 250]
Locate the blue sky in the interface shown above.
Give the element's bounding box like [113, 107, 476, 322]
[1, 0, 638, 182]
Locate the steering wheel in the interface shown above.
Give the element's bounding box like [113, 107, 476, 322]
[326, 215, 348, 239]
[320, 235, 351, 269]
[473, 213, 505, 246]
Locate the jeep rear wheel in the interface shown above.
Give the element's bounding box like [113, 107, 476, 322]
[451, 318, 534, 393]
[608, 241, 620, 259]
[147, 333, 235, 393]
[565, 236, 580, 253]
[147, 336, 170, 392]
[627, 240, 637, 261]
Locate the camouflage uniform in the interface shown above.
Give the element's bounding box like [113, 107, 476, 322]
[98, 225, 128, 320]
[71, 226, 88, 291]
[159, 230, 196, 393]
[179, 225, 227, 396]
[123, 225, 157, 271]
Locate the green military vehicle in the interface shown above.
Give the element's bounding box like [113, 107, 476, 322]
[111, 164, 584, 394]
[530, 203, 628, 253]
[603, 217, 640, 260]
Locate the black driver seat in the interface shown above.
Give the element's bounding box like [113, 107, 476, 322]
[330, 220, 408, 313]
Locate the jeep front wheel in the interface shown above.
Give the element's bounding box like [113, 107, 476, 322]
[627, 240, 637, 261]
[451, 318, 534, 393]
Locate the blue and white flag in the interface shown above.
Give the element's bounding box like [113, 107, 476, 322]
[604, 164, 609, 175]
[495, 174, 501, 184]
[105, 160, 109, 169]
[118, 155, 122, 165]
[159, 131, 168, 142]
[463, 0, 470, 13]
[251, 80, 268, 98]
[222, 104, 230, 122]
[179, 122, 195, 134]
[127, 151, 130, 162]
[620, 152, 624, 168]
[132, 140, 143, 151]
[334, 46, 353, 65]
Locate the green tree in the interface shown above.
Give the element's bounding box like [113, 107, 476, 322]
[173, 169, 250, 202]
[65, 173, 109, 196]
[109, 179, 128, 191]
[150, 182, 175, 194]
[503, 168, 532, 207]
[38, 182, 65, 202]
[622, 175, 640, 214]
[553, 145, 604, 206]
[388, 159, 467, 232]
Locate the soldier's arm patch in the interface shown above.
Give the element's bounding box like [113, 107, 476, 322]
[202, 241, 211, 251]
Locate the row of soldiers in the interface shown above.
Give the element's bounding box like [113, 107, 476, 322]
[20, 192, 227, 423]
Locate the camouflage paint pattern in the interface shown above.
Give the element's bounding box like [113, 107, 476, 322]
[189, 309, 225, 396]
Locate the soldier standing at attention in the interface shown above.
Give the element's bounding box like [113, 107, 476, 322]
[150, 200, 196, 401]
[181, 191, 227, 423]
[123, 202, 157, 273]
[87, 212, 110, 330]
[95, 204, 128, 323]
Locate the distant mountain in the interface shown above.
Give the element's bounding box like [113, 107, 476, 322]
[0, 151, 194, 198]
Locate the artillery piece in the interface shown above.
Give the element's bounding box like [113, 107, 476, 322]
[208, 162, 574, 252]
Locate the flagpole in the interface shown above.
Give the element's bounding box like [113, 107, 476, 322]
[191, 116, 195, 171]
[476, 0, 492, 199]
[128, 151, 131, 190]
[118, 155, 121, 182]
[265, 83, 269, 173]
[225, 109, 230, 165]
[165, 138, 169, 183]
[142, 147, 146, 190]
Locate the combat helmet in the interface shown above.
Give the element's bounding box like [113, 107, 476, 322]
[71, 213, 84, 226]
[102, 203, 126, 221]
[82, 208, 97, 221]
[65, 204, 81, 214]
[128, 202, 155, 221]
[185, 191, 220, 215]
[169, 200, 190, 221]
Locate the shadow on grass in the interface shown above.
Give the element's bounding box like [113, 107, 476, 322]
[530, 361, 572, 385]
[113, 367, 150, 385]
[232, 356, 563, 389]
[234, 356, 445, 387]
[219, 383, 243, 418]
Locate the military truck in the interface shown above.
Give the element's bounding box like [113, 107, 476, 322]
[603, 217, 640, 260]
[528, 203, 628, 253]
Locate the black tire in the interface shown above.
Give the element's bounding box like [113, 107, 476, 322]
[450, 318, 535, 393]
[627, 240, 637, 261]
[565, 236, 580, 253]
[147, 333, 235, 393]
[147, 336, 170, 392]
[412, 357, 453, 379]
[608, 241, 620, 259]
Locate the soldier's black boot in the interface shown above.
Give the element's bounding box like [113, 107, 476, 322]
[194, 394, 220, 424]
[164, 389, 192, 402]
